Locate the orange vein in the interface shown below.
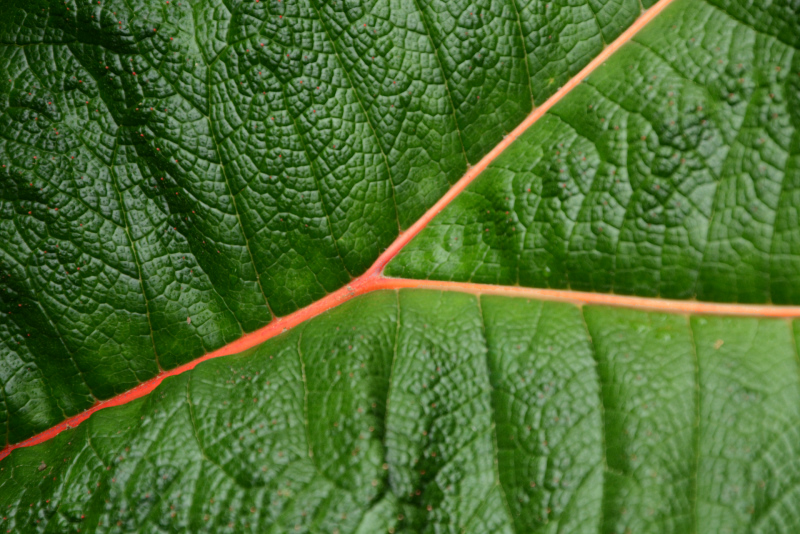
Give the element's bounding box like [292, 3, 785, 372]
[369, 278, 800, 318]
[366, 0, 678, 276]
[0, 276, 377, 461]
[0, 0, 683, 461]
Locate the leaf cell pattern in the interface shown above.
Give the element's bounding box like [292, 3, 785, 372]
[3, 0, 800, 531]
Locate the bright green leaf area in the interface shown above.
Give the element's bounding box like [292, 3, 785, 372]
[3, 289, 800, 533]
[387, 0, 800, 305]
[0, 0, 653, 446]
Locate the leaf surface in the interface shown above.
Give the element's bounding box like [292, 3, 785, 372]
[3, 289, 800, 533]
[4, 0, 800, 531]
[0, 0, 650, 445]
[387, 0, 800, 304]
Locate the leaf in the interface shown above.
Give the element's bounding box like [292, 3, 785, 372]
[4, 0, 800, 531]
[0, 0, 651, 445]
[3, 289, 800, 533]
[387, 0, 800, 304]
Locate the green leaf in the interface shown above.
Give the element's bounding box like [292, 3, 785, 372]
[387, 0, 800, 304]
[3, 289, 800, 533]
[4, 0, 800, 530]
[0, 0, 650, 445]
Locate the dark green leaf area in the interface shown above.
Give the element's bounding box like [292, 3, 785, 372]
[387, 0, 800, 305]
[3, 289, 800, 534]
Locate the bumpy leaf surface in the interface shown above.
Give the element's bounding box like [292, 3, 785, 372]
[3, 290, 800, 534]
[4, 0, 800, 531]
[0, 0, 651, 445]
[387, 0, 800, 304]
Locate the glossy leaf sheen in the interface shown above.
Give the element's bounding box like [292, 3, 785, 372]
[387, 0, 800, 305]
[0, 0, 649, 445]
[3, 290, 800, 533]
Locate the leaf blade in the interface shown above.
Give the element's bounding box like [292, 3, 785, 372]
[4, 289, 800, 533]
[387, 0, 800, 306]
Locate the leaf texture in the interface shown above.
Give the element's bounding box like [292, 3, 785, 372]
[3, 290, 800, 533]
[4, 0, 800, 530]
[0, 0, 650, 445]
[386, 0, 800, 305]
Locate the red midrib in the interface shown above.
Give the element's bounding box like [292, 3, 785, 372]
[8, 0, 776, 461]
